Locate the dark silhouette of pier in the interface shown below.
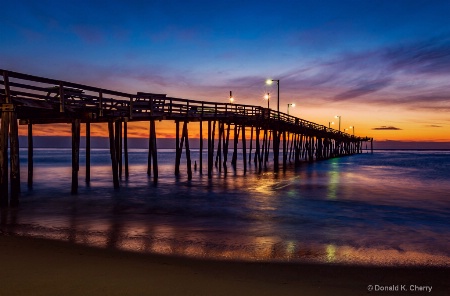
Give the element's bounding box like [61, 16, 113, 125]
[0, 69, 373, 206]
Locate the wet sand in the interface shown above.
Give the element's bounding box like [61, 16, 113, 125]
[0, 235, 448, 296]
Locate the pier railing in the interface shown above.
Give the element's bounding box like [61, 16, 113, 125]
[1, 69, 364, 141]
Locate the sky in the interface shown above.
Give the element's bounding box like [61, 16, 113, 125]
[1, 0, 450, 144]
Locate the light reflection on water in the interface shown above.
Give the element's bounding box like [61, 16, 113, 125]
[0, 149, 449, 266]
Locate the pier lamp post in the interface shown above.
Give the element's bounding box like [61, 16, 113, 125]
[264, 93, 270, 109]
[328, 121, 334, 128]
[266, 79, 280, 115]
[349, 126, 354, 136]
[229, 91, 234, 104]
[287, 103, 295, 115]
[335, 115, 341, 131]
[344, 128, 348, 134]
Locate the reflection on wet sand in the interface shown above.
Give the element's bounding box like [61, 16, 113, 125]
[1, 207, 449, 266]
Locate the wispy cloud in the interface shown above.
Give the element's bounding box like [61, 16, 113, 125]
[425, 125, 442, 128]
[372, 126, 402, 130]
[334, 78, 392, 100]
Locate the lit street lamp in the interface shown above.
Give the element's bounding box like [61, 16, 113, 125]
[335, 115, 341, 131]
[229, 91, 234, 104]
[287, 103, 295, 115]
[266, 79, 280, 114]
[264, 93, 270, 109]
[328, 121, 334, 128]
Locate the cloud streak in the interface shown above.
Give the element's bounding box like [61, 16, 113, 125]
[372, 126, 402, 130]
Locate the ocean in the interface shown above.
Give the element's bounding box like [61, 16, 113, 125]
[1, 148, 449, 266]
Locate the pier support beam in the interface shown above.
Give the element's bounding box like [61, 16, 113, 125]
[124, 121, 129, 178]
[231, 124, 239, 169]
[85, 121, 90, 183]
[71, 119, 80, 194]
[0, 73, 11, 206]
[0, 115, 10, 206]
[10, 111, 20, 205]
[223, 122, 230, 174]
[175, 120, 180, 176]
[149, 119, 158, 182]
[199, 120, 203, 174]
[182, 121, 192, 180]
[242, 124, 247, 174]
[28, 122, 33, 188]
[207, 120, 212, 178]
[108, 121, 119, 189]
[282, 130, 287, 172]
[273, 129, 280, 173]
[115, 120, 122, 178]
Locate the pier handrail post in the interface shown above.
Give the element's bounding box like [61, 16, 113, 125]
[99, 91, 103, 117]
[59, 82, 65, 112]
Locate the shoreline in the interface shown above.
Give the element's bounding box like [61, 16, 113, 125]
[1, 234, 449, 295]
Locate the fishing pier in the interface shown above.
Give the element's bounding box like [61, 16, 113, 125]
[0, 69, 373, 206]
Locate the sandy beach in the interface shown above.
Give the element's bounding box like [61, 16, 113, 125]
[0, 235, 448, 296]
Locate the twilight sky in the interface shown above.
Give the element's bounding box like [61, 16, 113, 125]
[1, 0, 450, 142]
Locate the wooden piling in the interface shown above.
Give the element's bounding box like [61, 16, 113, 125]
[295, 134, 301, 167]
[282, 130, 287, 171]
[211, 120, 216, 170]
[199, 120, 203, 174]
[175, 120, 180, 176]
[124, 121, 129, 178]
[27, 122, 33, 188]
[71, 119, 80, 194]
[0, 72, 11, 206]
[232, 124, 238, 168]
[108, 121, 119, 189]
[207, 120, 212, 178]
[256, 127, 262, 173]
[182, 121, 192, 180]
[242, 124, 247, 174]
[262, 128, 267, 169]
[223, 122, 230, 173]
[9, 111, 20, 205]
[216, 121, 223, 173]
[115, 120, 121, 177]
[150, 119, 158, 182]
[273, 129, 280, 173]
[248, 126, 253, 165]
[117, 120, 122, 178]
[85, 121, 90, 183]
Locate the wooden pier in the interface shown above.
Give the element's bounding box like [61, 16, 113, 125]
[0, 69, 373, 206]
